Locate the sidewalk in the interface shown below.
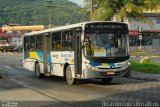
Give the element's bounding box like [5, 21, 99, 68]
[131, 71, 160, 82]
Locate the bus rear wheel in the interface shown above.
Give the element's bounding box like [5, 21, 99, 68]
[101, 78, 113, 83]
[66, 66, 77, 85]
[35, 63, 43, 78]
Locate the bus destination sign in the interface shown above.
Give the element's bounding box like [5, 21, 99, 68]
[85, 23, 128, 30]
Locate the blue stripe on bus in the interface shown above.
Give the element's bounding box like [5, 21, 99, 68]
[89, 61, 115, 67]
[47, 53, 53, 71]
[37, 52, 43, 62]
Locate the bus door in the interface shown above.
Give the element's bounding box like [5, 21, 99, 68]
[74, 28, 82, 77]
[43, 33, 52, 76]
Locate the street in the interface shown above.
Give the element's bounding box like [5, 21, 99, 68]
[0, 54, 160, 107]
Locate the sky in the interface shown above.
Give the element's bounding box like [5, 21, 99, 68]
[68, 0, 85, 6]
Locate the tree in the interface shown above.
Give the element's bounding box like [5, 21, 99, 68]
[0, 0, 82, 26]
[84, 0, 160, 24]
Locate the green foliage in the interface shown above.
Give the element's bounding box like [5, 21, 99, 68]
[0, 0, 82, 26]
[79, 6, 90, 21]
[84, 0, 160, 24]
[131, 61, 160, 74]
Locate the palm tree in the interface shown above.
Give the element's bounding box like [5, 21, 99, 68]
[84, 0, 160, 25]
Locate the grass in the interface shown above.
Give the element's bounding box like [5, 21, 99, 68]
[131, 61, 160, 74]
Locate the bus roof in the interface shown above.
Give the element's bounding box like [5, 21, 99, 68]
[24, 21, 128, 36]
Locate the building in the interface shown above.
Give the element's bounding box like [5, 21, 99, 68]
[114, 6, 160, 50]
[0, 28, 17, 51]
[129, 13, 160, 50]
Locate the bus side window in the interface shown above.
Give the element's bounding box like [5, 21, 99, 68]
[29, 36, 35, 51]
[24, 37, 30, 51]
[68, 31, 73, 50]
[25, 43, 29, 51]
[62, 30, 73, 51]
[36, 35, 43, 51]
[52, 32, 62, 51]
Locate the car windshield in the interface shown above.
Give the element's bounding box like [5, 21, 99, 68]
[83, 32, 129, 57]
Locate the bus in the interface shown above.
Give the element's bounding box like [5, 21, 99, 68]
[23, 21, 131, 85]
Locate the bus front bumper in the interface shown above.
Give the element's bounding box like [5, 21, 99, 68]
[82, 66, 131, 79]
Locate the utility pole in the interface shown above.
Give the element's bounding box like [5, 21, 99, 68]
[46, 0, 54, 28]
[90, 0, 93, 20]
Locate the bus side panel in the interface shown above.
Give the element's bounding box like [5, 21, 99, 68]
[23, 51, 44, 73]
[23, 58, 36, 72]
[50, 51, 74, 77]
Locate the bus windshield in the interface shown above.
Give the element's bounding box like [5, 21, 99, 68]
[83, 32, 129, 57]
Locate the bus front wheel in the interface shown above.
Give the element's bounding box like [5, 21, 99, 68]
[35, 63, 43, 78]
[66, 66, 77, 85]
[101, 78, 113, 83]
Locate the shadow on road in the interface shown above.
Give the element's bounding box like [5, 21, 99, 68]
[39, 75, 144, 86]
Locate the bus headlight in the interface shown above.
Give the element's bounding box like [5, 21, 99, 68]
[86, 64, 96, 70]
[128, 61, 131, 66]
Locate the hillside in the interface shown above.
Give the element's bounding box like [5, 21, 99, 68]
[0, 0, 82, 26]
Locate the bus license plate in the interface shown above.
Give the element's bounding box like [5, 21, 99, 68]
[107, 72, 115, 75]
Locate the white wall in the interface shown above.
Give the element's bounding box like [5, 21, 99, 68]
[129, 17, 160, 31]
[112, 14, 160, 31]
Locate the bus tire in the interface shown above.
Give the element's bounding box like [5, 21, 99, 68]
[101, 78, 113, 83]
[124, 69, 131, 78]
[35, 63, 43, 78]
[66, 66, 77, 85]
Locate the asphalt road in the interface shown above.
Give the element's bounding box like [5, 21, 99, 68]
[0, 54, 160, 107]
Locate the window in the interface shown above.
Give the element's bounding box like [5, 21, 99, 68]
[36, 35, 43, 51]
[30, 36, 35, 51]
[62, 30, 73, 50]
[156, 17, 160, 24]
[129, 36, 138, 46]
[84, 32, 128, 57]
[52, 32, 62, 50]
[52, 30, 73, 51]
[24, 37, 30, 51]
[24, 36, 37, 51]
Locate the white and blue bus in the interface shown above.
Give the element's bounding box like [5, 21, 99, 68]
[23, 21, 131, 85]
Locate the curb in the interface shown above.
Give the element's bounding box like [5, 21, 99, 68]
[131, 75, 160, 82]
